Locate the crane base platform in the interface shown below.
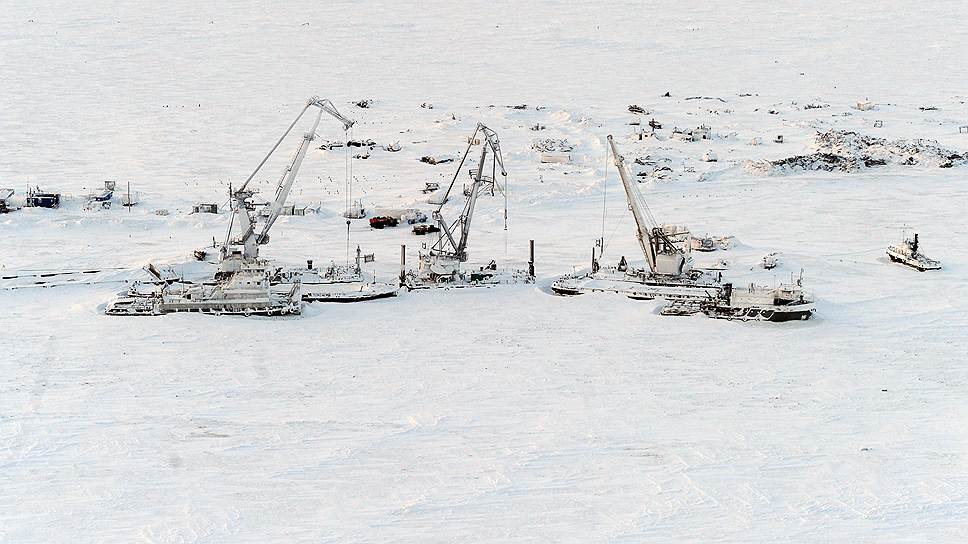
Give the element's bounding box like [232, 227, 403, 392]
[404, 266, 534, 291]
[550, 267, 721, 302]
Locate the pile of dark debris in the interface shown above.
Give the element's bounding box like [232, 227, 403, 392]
[747, 130, 966, 175]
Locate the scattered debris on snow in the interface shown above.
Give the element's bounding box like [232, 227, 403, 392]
[671, 125, 712, 142]
[419, 155, 455, 165]
[347, 139, 376, 148]
[746, 130, 967, 175]
[318, 140, 345, 150]
[531, 138, 575, 153]
[685, 96, 727, 103]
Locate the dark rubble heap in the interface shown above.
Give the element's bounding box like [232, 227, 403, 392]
[747, 130, 966, 175]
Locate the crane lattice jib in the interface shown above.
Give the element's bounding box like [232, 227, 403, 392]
[430, 123, 506, 261]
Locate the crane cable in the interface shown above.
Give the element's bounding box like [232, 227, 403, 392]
[599, 205, 631, 259]
[344, 125, 353, 265]
[600, 144, 608, 245]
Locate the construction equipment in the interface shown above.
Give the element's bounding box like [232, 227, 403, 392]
[552, 134, 710, 299]
[214, 97, 395, 302]
[106, 97, 397, 316]
[550, 134, 814, 322]
[404, 123, 532, 289]
[426, 122, 505, 264]
[608, 135, 694, 277]
[218, 96, 355, 276]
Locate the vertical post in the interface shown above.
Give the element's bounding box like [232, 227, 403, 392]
[399, 244, 406, 286]
[592, 247, 597, 272]
[346, 220, 351, 264]
[127, 181, 131, 212]
[528, 239, 535, 278]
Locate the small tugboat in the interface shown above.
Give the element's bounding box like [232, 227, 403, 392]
[887, 232, 941, 271]
[703, 280, 815, 322]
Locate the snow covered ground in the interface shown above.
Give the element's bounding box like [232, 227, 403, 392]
[3, 2, 968, 542]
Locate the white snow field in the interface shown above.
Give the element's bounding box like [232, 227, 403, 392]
[3, 2, 968, 542]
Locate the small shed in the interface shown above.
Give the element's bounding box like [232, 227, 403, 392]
[26, 188, 60, 208]
[193, 203, 218, 214]
[281, 204, 306, 216]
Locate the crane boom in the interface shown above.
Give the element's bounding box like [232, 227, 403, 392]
[257, 108, 324, 245]
[608, 135, 658, 272]
[607, 135, 689, 276]
[237, 97, 355, 195]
